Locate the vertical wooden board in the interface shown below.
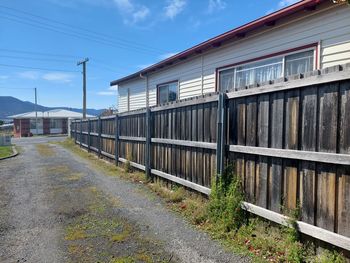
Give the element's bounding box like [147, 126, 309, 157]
[283, 160, 298, 211]
[235, 153, 245, 190]
[316, 163, 336, 232]
[236, 98, 246, 145]
[246, 96, 257, 147]
[203, 103, 210, 142]
[300, 161, 316, 224]
[198, 104, 204, 142]
[269, 92, 284, 212]
[318, 83, 338, 153]
[337, 166, 350, 237]
[256, 94, 269, 207]
[197, 148, 203, 186]
[269, 158, 283, 212]
[191, 105, 197, 182]
[210, 102, 217, 143]
[245, 154, 256, 203]
[284, 89, 299, 150]
[227, 99, 236, 145]
[339, 81, 350, 154]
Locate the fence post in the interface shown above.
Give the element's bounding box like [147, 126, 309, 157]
[145, 108, 152, 180]
[114, 114, 119, 166]
[87, 118, 91, 152]
[216, 92, 226, 177]
[80, 119, 83, 147]
[98, 117, 101, 158]
[74, 120, 78, 144]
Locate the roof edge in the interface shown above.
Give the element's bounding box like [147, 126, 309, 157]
[111, 0, 325, 86]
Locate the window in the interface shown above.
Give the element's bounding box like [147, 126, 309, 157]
[157, 81, 178, 104]
[218, 49, 315, 92]
[30, 119, 43, 129]
[50, 119, 62, 129]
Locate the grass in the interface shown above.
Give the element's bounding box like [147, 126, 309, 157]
[36, 144, 55, 157]
[0, 145, 13, 158]
[59, 139, 346, 263]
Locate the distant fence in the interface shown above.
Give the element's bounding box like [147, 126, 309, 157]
[71, 64, 350, 251]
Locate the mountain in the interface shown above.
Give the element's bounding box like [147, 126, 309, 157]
[0, 96, 104, 120]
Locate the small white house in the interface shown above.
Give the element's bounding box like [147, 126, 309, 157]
[9, 109, 94, 137]
[111, 0, 350, 112]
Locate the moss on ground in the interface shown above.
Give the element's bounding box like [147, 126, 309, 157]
[36, 144, 55, 157]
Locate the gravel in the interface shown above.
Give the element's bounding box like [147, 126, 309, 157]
[0, 137, 248, 263]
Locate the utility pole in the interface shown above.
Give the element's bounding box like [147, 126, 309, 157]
[77, 58, 89, 119]
[34, 87, 38, 135]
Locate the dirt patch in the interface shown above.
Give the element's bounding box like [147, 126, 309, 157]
[36, 143, 55, 157]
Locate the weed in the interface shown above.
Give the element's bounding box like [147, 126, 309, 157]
[207, 166, 245, 232]
[124, 153, 132, 173]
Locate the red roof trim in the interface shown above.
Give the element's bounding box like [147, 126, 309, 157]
[111, 0, 325, 86]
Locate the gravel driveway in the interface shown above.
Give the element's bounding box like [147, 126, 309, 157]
[0, 137, 247, 263]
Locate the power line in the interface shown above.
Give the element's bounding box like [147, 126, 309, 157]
[0, 49, 133, 73]
[0, 48, 81, 59]
[0, 4, 167, 54]
[0, 14, 160, 56]
[0, 55, 76, 63]
[0, 63, 79, 72]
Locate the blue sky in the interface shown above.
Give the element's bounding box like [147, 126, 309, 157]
[0, 0, 298, 109]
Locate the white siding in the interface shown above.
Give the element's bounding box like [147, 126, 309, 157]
[117, 4, 350, 112]
[117, 86, 128, 112]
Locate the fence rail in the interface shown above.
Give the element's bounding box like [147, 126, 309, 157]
[71, 64, 350, 251]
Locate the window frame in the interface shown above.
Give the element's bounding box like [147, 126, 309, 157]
[216, 43, 318, 92]
[156, 80, 179, 105]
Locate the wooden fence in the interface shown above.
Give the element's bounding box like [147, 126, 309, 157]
[71, 64, 350, 251]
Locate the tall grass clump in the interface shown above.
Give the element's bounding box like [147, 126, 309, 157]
[207, 166, 245, 232]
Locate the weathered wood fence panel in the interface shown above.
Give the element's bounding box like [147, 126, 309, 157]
[71, 65, 350, 250]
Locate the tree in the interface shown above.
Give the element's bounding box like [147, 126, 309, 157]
[0, 120, 3, 126]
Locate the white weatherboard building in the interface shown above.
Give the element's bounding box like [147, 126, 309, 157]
[9, 109, 94, 137]
[111, 0, 350, 112]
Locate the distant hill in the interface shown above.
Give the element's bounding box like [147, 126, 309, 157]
[0, 96, 104, 120]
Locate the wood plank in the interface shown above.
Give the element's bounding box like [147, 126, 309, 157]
[337, 166, 350, 237]
[318, 83, 339, 153]
[229, 145, 350, 165]
[226, 69, 350, 99]
[151, 94, 218, 112]
[269, 91, 284, 212]
[242, 201, 350, 251]
[151, 169, 211, 195]
[119, 136, 146, 142]
[337, 80, 350, 237]
[316, 163, 336, 232]
[300, 86, 318, 224]
[256, 94, 269, 207]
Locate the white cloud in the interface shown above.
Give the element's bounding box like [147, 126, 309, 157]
[131, 6, 150, 24]
[137, 63, 153, 69]
[267, 0, 298, 15]
[113, 0, 133, 12]
[207, 0, 226, 13]
[97, 91, 116, 96]
[164, 0, 186, 19]
[18, 71, 40, 80]
[42, 72, 74, 83]
[114, 0, 150, 25]
[109, 86, 118, 91]
[159, 52, 178, 60]
[278, 0, 299, 8]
